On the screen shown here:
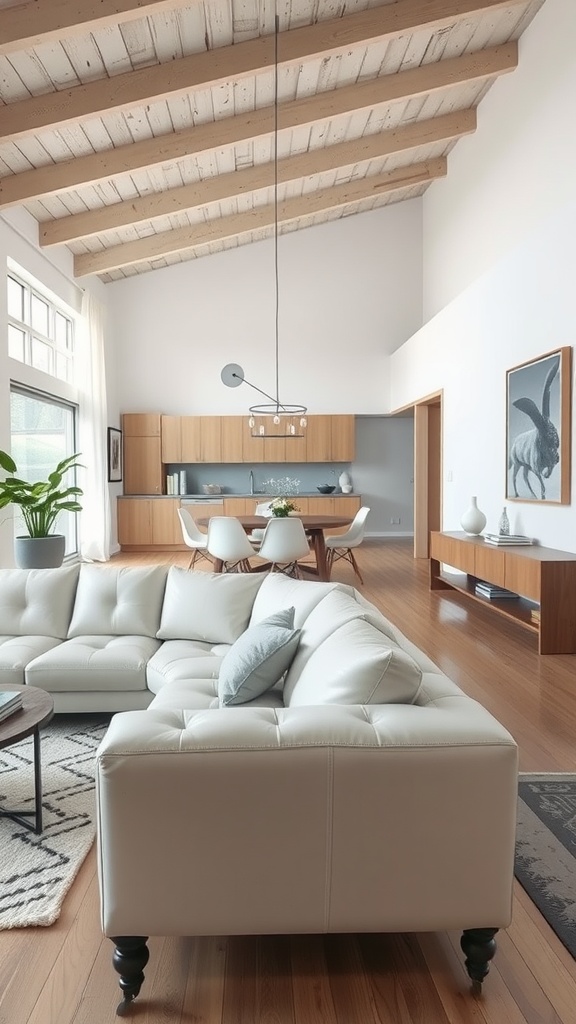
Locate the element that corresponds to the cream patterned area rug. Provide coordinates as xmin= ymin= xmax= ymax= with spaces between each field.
xmin=0 ymin=715 xmax=110 ymax=930
xmin=516 ymin=773 xmax=576 ymax=958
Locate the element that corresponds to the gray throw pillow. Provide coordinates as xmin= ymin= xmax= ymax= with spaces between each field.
xmin=218 ymin=607 xmax=300 ymax=706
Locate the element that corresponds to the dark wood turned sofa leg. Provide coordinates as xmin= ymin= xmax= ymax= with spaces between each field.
xmin=111 ymin=936 xmax=149 ymax=1016
xmin=460 ymin=927 xmax=498 ymax=993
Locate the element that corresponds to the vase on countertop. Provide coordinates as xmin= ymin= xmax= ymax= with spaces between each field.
xmin=460 ymin=496 xmax=487 ymax=536
xmin=338 ymin=470 xmax=352 ymax=492
xmin=499 ymin=506 xmax=510 ymax=536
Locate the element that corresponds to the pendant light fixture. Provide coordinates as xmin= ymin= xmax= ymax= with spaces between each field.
xmin=221 ymin=10 xmax=307 ymax=439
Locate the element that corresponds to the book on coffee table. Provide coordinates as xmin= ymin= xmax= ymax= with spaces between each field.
xmin=0 ymin=691 xmax=23 ymax=722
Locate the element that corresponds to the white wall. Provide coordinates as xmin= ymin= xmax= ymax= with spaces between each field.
xmin=108 ymin=200 xmax=423 ymax=416
xmin=0 ymin=208 xmax=110 ymax=567
xmin=422 ymin=0 xmax=576 ymax=320
xmin=391 ymin=0 xmax=576 ymax=552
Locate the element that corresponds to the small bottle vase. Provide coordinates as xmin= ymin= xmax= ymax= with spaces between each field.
xmin=460 ymin=497 xmax=487 ymax=536
xmin=499 ymin=506 xmax=510 ymax=536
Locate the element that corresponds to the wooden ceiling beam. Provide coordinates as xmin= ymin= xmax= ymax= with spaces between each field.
xmin=40 ymin=109 xmax=476 ymax=246
xmin=0 ymin=45 xmax=514 ymax=208
xmin=0 ymin=1 xmax=189 ymax=57
xmin=0 ymin=0 xmax=526 ymax=142
xmin=73 ymin=157 xmax=447 ymax=276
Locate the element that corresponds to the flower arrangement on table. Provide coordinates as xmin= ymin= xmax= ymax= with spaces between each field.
xmin=269 ymin=496 xmax=300 ymax=518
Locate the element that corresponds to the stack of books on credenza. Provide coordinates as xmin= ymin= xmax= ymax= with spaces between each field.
xmin=0 ymin=690 xmax=24 ymax=723
xmin=483 ymin=533 xmax=534 ymax=546
xmin=474 ymin=581 xmax=520 ymax=600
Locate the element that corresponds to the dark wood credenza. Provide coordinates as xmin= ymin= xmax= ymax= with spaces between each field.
xmin=429 ymin=531 xmax=576 ymax=655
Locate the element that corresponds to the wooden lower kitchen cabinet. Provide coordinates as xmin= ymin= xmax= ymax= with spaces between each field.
xmin=223 ymin=498 xmax=254 ymax=516
xmin=307 ymin=494 xmax=361 ymax=533
xmin=118 ymin=498 xmax=183 ymax=549
xmin=117 ymin=495 xmax=361 ymax=550
xmin=430 ymin=531 xmax=576 ymax=654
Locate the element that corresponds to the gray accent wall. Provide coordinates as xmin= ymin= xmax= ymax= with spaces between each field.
xmin=353 ymin=417 xmax=414 ymax=536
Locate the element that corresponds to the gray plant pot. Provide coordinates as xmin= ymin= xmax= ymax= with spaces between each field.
xmin=14 ymin=534 xmax=66 ymax=569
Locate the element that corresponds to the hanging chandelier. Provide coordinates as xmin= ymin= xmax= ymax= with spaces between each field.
xmin=221 ymin=10 xmax=307 ymax=439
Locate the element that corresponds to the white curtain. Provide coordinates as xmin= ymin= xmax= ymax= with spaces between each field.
xmin=78 ymin=292 xmax=111 ymax=561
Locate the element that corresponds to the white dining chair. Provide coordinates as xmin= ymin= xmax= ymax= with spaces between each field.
xmin=207 ymin=516 xmax=257 ymax=573
xmin=255 ymin=517 xmax=311 ymax=578
xmin=177 ymin=507 xmax=212 ymax=570
xmin=250 ymin=500 xmax=274 ymax=546
xmin=325 ymin=506 xmax=370 ymax=584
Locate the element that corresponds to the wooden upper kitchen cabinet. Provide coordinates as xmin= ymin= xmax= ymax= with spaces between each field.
xmin=161 ymin=416 xmax=181 ymax=462
xmin=220 ymin=417 xmax=245 ymax=462
xmin=330 ymin=415 xmax=355 ymax=460
xmin=123 ymin=414 xmax=161 ymax=437
xmin=305 ymin=415 xmax=355 ymax=462
xmin=122 ymin=413 xmax=163 ymax=494
xmin=132 ymin=413 xmax=356 ymax=477
xmin=163 ymin=416 xmax=222 ymax=462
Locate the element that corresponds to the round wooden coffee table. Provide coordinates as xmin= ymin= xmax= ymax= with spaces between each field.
xmin=0 ymin=684 xmax=54 ymax=834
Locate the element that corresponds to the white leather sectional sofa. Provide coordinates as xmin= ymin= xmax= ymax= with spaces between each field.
xmin=0 ymin=563 xmax=518 ymax=1012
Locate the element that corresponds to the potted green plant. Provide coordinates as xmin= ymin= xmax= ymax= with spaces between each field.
xmin=0 ymin=450 xmax=83 ymax=568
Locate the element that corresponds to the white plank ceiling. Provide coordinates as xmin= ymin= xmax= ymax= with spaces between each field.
xmin=0 ymin=0 xmax=546 ymax=282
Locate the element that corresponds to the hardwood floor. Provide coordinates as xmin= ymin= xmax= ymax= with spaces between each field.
xmin=2 ymin=539 xmax=576 ymax=1024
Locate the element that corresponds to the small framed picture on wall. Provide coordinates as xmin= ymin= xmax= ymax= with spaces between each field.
xmin=107 ymin=427 xmax=123 ymax=483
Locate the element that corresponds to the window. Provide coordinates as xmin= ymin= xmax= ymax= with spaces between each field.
xmin=10 ymin=388 xmax=79 ymax=557
xmin=7 ymin=273 xmax=75 ymax=383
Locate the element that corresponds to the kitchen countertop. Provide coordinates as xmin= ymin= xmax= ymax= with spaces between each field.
xmin=181 ymin=491 xmax=359 ymax=499
xmin=120 ymin=492 xmax=359 ymax=499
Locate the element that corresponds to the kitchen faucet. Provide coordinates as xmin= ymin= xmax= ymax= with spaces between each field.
xmin=249 ymin=469 xmax=254 ymax=495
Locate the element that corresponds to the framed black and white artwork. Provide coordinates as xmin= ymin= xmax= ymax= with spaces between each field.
xmin=107 ymin=427 xmax=123 ymax=483
xmin=506 ymin=347 xmax=571 ymax=504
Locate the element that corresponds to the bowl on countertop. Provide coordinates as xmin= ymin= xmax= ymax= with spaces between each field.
xmin=317 ymin=485 xmax=336 ymax=494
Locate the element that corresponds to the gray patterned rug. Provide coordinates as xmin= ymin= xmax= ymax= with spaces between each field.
xmin=0 ymin=715 xmax=110 ymax=929
xmin=516 ymin=773 xmax=576 ymax=958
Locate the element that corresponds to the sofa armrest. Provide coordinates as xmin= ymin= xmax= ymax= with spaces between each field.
xmin=96 ymin=704 xmax=517 ymax=939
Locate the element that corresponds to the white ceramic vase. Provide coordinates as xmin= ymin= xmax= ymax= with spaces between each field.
xmin=460 ymin=497 xmax=487 ymax=536
xmin=339 ymin=470 xmax=352 ymax=491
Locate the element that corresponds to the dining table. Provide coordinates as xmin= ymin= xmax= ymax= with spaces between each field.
xmin=198 ymin=513 xmax=352 ymax=582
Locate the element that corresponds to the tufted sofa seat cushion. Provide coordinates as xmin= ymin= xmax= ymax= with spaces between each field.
xmin=0 ymin=635 xmax=64 ymax=685
xmin=146 ymin=639 xmax=229 ymax=694
xmin=26 ymin=634 xmax=161 ymax=692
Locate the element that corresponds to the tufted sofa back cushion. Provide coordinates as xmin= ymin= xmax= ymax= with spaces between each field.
xmin=250 ymin=573 xmax=337 ymax=628
xmin=157 ymin=568 xmax=265 ymax=645
xmin=67 ymin=565 xmax=168 ymax=637
xmin=282 ymin=587 xmax=366 ymax=704
xmin=285 ymin=618 xmax=423 ymax=707
xmin=0 ymin=565 xmax=80 ymax=639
